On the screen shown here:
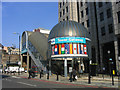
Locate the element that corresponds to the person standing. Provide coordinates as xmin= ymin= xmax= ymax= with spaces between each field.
xmin=72 ymin=69 xmax=76 ymax=81
xmin=28 ymin=68 xmax=32 ymax=79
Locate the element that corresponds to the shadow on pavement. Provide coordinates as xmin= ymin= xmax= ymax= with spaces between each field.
xmin=1 ymin=75 xmax=10 ymax=78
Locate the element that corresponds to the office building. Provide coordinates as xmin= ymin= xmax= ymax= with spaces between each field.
xmin=58 ymin=1 xmax=120 ymax=74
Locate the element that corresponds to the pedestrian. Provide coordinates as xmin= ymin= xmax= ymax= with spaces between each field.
xmin=28 ymin=68 xmax=32 ymax=79
xmin=72 ymin=69 xmax=77 ymax=81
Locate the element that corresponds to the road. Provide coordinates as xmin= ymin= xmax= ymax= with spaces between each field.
xmin=2 ymin=74 xmax=94 ymax=89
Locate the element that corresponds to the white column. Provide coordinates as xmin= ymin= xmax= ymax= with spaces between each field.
xmin=64 ymin=58 xmax=67 ymax=77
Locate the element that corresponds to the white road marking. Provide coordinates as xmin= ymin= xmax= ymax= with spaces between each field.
xmin=12 ymin=76 xmax=20 ymax=78
xmin=17 ymin=82 xmax=37 ymax=87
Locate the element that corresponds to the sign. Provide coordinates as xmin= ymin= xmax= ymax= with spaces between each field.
xmin=69 ymin=67 xmax=72 ymax=73
xmin=51 ymin=37 xmax=86 ymax=45
xmin=113 ymin=70 xmax=115 ymax=75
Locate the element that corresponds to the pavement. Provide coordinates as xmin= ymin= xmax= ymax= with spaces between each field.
xmin=3 ymin=72 xmax=119 ymax=89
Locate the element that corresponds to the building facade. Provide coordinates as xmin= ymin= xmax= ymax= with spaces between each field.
xmin=58 ymin=1 xmax=120 ymax=74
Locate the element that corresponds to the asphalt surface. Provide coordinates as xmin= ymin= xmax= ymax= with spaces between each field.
xmin=2 ymin=75 xmax=93 ymax=88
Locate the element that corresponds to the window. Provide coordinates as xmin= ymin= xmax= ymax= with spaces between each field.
xmin=100 ymin=12 xmax=104 ymax=21
xmin=66 ymin=16 xmax=68 ymax=20
xmin=99 ymin=2 xmax=103 ymax=8
xmin=60 ymin=12 xmax=61 ymax=17
xmin=63 ymin=19 xmax=65 ymax=21
xmin=107 ymin=8 xmax=112 ymax=18
xmin=63 ymin=1 xmax=65 ymax=6
xmin=66 ymin=6 xmax=68 ymax=13
xmin=63 ymin=9 xmax=65 ymax=15
xmin=81 ymin=2 xmax=83 ymax=7
xmin=87 ymin=20 xmax=89 ymax=27
xmin=117 ymin=11 xmax=120 ymax=23
xmin=81 ymin=11 xmax=84 ymax=18
xmin=82 ymin=22 xmax=84 ymax=26
xmin=101 ymin=26 xmax=105 ymax=36
xmin=86 ymin=7 xmax=88 ymax=15
xmin=106 ymin=2 xmax=109 ymax=4
xmin=60 ymin=3 xmax=61 ymax=8
xmin=116 ymin=1 xmax=120 ymax=4
xmin=108 ymin=24 xmax=113 ymax=33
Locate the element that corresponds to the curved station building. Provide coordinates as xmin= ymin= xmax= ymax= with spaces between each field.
xmin=21 ymin=21 xmax=91 ymax=76
xmin=48 ymin=21 xmax=91 ymax=76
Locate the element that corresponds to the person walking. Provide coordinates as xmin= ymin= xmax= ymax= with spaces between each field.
xmin=72 ymin=69 xmax=77 ymax=81
xmin=28 ymin=68 xmax=32 ymax=79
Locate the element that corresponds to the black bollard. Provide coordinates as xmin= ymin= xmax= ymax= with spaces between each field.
xmin=70 ymin=72 xmax=72 ymax=82
xmin=47 ymin=73 xmax=49 ymax=80
xmin=40 ymin=72 xmax=42 ymax=79
xmin=56 ymin=72 xmax=59 ymax=81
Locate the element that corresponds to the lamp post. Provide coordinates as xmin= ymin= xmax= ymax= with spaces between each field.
xmin=13 ymin=32 xmax=20 ymax=62
xmin=108 ymin=50 xmax=114 ymax=85
xmin=118 ymin=56 xmax=120 ymax=80
xmin=107 ymin=50 xmax=111 ymax=75
xmin=88 ymin=59 xmax=92 ymax=84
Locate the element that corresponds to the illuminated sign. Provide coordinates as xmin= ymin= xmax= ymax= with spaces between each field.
xmin=51 ymin=37 xmax=86 ymax=45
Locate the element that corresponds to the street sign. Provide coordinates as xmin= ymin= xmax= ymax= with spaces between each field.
xmin=113 ymin=70 xmax=115 ymax=75
xmin=69 ymin=67 xmax=72 ymax=73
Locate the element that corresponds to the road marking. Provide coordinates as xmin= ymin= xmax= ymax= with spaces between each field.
xmin=17 ymin=82 xmax=36 ymax=87
xmin=12 ymin=76 xmax=20 ymax=78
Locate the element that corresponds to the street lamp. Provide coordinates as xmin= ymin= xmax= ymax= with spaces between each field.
xmin=13 ymin=32 xmax=20 ymax=64
xmin=108 ymin=50 xmax=114 ymax=85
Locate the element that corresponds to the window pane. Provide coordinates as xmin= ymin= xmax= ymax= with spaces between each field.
xmin=100 ymin=12 xmax=104 ymax=21
xmin=99 ymin=2 xmax=103 ymax=8
xmin=108 ymin=24 xmax=113 ymax=33
xmin=117 ymin=11 xmax=120 ymax=23
xmin=101 ymin=26 xmax=105 ymax=36
xmin=107 ymin=8 xmax=112 ymax=18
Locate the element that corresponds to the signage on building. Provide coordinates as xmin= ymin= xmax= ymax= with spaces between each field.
xmin=50 ymin=37 xmax=88 ymax=58
xmin=51 ymin=37 xmax=86 ymax=45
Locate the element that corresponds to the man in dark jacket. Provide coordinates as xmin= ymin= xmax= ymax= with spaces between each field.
xmin=28 ymin=68 xmax=32 ymax=79
xmin=72 ymin=69 xmax=76 ymax=81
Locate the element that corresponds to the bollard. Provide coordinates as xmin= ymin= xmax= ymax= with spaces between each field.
xmin=47 ymin=73 xmax=49 ymax=80
xmin=40 ymin=72 xmax=42 ymax=79
xmin=56 ymin=72 xmax=59 ymax=81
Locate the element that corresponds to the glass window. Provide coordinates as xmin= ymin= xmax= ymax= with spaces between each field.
xmin=87 ymin=20 xmax=89 ymax=27
xmin=108 ymin=24 xmax=113 ymax=33
xmin=86 ymin=7 xmax=88 ymax=15
xmin=60 ymin=12 xmax=61 ymax=17
xmin=63 ymin=9 xmax=65 ymax=15
xmin=66 ymin=16 xmax=68 ymax=20
xmin=66 ymin=6 xmax=68 ymax=13
xmin=101 ymin=26 xmax=105 ymax=36
xmin=63 ymin=1 xmax=65 ymax=6
xmin=60 ymin=2 xmax=61 ymax=8
xmin=81 ymin=11 xmax=84 ymax=18
xmin=81 ymin=2 xmax=83 ymax=7
xmin=117 ymin=11 xmax=120 ymax=23
xmin=100 ymin=12 xmax=104 ymax=21
xmin=82 ymin=22 xmax=84 ymax=26
xmin=99 ymin=2 xmax=103 ymax=8
xmin=107 ymin=8 xmax=112 ymax=18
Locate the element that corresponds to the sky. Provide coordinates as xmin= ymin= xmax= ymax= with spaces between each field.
xmin=2 ymin=2 xmax=58 ymax=48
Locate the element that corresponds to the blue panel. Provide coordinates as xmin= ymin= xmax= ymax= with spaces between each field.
xmin=65 ymin=44 xmax=69 ymax=54
xmin=55 ymin=37 xmax=86 ymax=44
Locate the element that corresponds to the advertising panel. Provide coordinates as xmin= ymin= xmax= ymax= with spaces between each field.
xmin=50 ymin=37 xmax=88 ymax=57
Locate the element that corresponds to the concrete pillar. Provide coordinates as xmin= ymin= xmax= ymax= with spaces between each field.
xmin=64 ymin=58 xmax=67 ymax=77
xmin=49 ymin=60 xmax=51 ymax=76
xmin=21 ymin=55 xmax=23 ymax=67
xmin=27 ymin=53 xmax=29 ymax=73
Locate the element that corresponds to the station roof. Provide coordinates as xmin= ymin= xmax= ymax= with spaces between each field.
xmin=48 ymin=20 xmax=90 ymax=40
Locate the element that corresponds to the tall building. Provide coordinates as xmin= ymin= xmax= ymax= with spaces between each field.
xmin=58 ymin=0 xmax=120 ymax=74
